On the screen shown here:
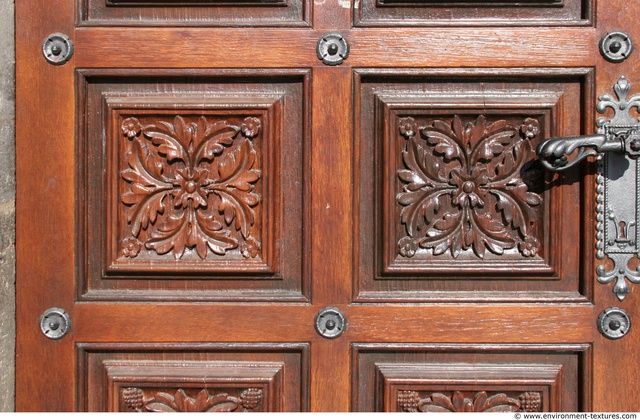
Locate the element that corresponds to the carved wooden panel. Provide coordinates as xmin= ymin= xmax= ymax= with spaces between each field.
xmin=352 ymin=343 xmax=590 ymax=411
xmin=378 ymin=363 xmax=562 ymax=412
xmin=395 ymin=390 xmax=543 ymax=412
xmin=105 ymin=361 xmax=281 ymax=412
xmin=78 ymin=343 xmax=309 ymax=411
xmin=354 ymin=69 xmax=594 ymax=302
xmin=112 ymin=111 xmax=267 ymax=270
xmin=78 ymin=70 xmax=309 ymax=301
xmin=78 ymin=0 xmax=309 ymax=27
xmin=355 ymin=0 xmax=590 ymax=26
xmin=120 ymin=387 xmax=265 ymax=412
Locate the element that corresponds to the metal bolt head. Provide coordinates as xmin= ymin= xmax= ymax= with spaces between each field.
xmin=314 ymin=307 xmax=346 ymax=339
xmin=40 ymin=307 xmax=71 ymax=340
xmin=610 ymin=41 xmax=622 ymax=53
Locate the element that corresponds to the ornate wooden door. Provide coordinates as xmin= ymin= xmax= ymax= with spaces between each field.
xmin=15 ymin=0 xmax=640 ymax=411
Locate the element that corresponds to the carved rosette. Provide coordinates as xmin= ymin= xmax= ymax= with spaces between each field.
xmin=396 ymin=115 xmax=543 ymax=259
xmin=121 ymin=387 xmax=264 ymax=412
xmin=118 ymin=115 xmax=262 ymax=261
xmin=397 ymin=390 xmax=542 ymax=412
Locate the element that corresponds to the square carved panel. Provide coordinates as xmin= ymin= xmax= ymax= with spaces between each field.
xmin=78 ymin=343 xmax=309 ymax=411
xmin=78 ymin=70 xmax=309 ymax=302
xmin=108 ymin=104 xmax=273 ymax=274
xmin=352 ymin=343 xmax=591 ymax=412
xmin=354 ymin=69 xmax=595 ymax=302
xmin=354 ymin=0 xmax=590 ymax=26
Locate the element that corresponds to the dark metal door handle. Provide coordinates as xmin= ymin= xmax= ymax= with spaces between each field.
xmin=537 ymin=76 xmax=640 ymax=171
xmin=537 ymin=76 xmax=640 ymax=303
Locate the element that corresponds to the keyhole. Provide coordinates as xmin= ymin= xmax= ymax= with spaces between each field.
xmin=619 ymin=221 xmax=627 ymax=239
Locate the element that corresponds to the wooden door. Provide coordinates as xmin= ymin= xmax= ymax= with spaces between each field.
xmin=15 ymin=0 xmax=640 ymax=411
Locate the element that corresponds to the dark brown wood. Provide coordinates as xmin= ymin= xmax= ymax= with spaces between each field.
xmin=15 ymin=0 xmax=640 ymax=412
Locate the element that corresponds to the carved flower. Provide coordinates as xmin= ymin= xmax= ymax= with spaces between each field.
xmin=398 ymin=117 xmax=418 ymax=139
xmin=398 ymin=236 xmax=419 ymax=258
xmin=121 ymin=237 xmax=142 ymax=258
xmin=241 ymin=117 xmax=261 ymax=138
xmin=519 ymin=235 xmax=540 ymax=257
xmin=121 ymin=117 xmax=142 ymax=138
xmin=449 ymin=167 xmax=489 ymax=208
xmin=173 ymin=168 xmax=208 ymax=209
xmin=240 ymin=237 xmax=261 ymax=259
xmin=520 ymin=118 xmax=540 ymax=140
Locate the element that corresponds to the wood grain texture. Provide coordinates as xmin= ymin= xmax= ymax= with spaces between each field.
xmin=15 ymin=0 xmax=640 ymax=411
xmin=72 ymin=28 xmax=597 ymax=69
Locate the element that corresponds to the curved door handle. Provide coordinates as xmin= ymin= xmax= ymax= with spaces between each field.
xmin=537 ymin=76 xmax=640 ymax=171
xmin=537 ymin=133 xmax=616 ymax=171
xmin=536 ymin=76 xmax=640 ymax=302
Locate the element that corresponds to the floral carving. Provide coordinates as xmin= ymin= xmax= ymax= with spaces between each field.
xmin=396 ymin=115 xmax=543 ymax=259
xmin=121 ymin=387 xmax=263 ymax=412
xmin=119 ymin=115 xmax=262 ymax=260
xmin=397 ymin=390 xmax=542 ymax=412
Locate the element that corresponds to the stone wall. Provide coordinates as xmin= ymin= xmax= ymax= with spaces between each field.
xmin=0 ymin=0 xmax=15 ymax=411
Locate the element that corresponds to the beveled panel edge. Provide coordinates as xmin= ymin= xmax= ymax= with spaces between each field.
xmin=76 ymin=342 xmax=311 ymax=412
xmin=104 ymin=360 xmax=284 ymax=411
xmin=350 ymin=342 xmax=592 ymax=412
xmin=351 ymin=67 xmax=596 ymax=304
xmin=354 ymin=0 xmax=592 ymax=28
xmin=376 ymin=94 xmax=560 ymax=277
xmin=376 ymin=362 xmax=563 ymax=412
xmin=76 ymin=0 xmax=311 ymax=27
xmin=75 ymin=68 xmax=312 ymax=303
xmin=104 ymin=97 xmax=280 ymax=275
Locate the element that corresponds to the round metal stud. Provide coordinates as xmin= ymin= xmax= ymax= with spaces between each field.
xmin=315 ymin=307 xmax=346 ymax=339
xmin=600 ymin=31 xmax=633 ymax=63
xmin=316 ymin=33 xmax=349 ymax=66
xmin=42 ymin=33 xmax=74 ymax=65
xmin=598 ymin=307 xmax=631 ymax=340
xmin=40 ymin=307 xmax=71 ymax=340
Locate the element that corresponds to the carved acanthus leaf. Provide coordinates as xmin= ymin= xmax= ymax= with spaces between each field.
xmin=121 ymin=387 xmax=263 ymax=412
xmin=397 ymin=390 xmax=543 ymax=413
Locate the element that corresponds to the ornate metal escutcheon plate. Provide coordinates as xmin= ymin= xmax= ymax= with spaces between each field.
xmin=594 ymin=77 xmax=640 ymax=301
